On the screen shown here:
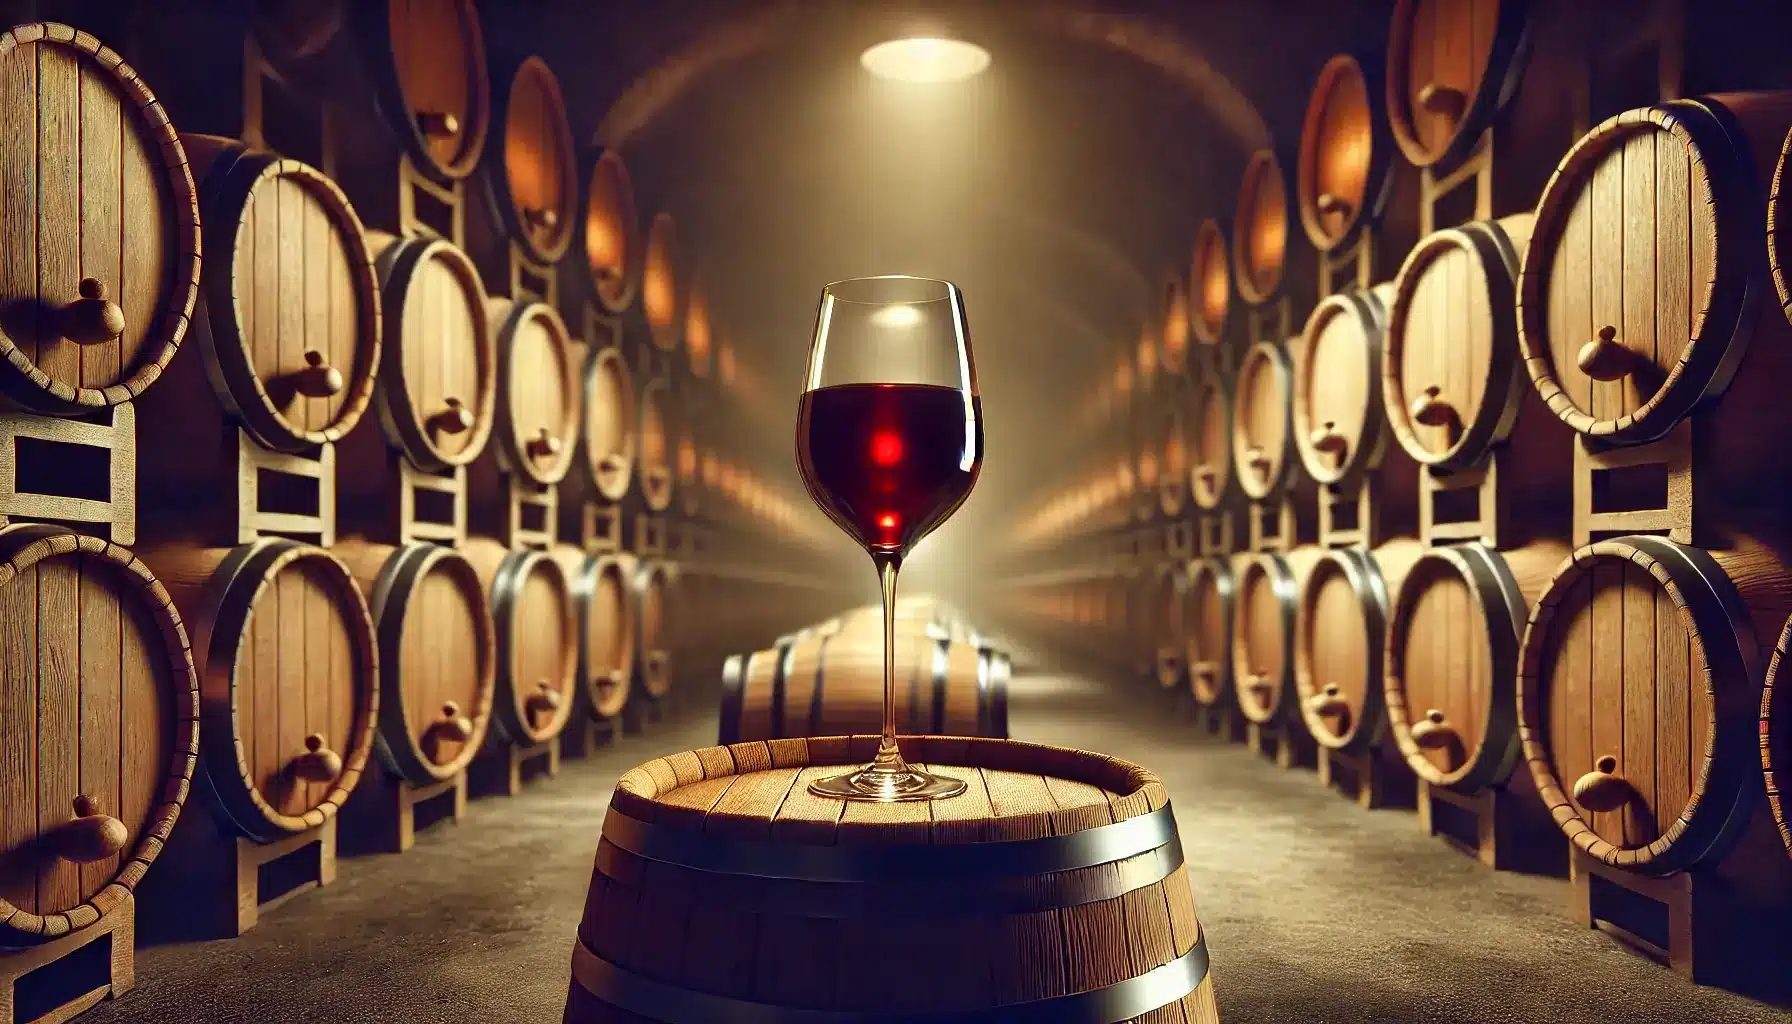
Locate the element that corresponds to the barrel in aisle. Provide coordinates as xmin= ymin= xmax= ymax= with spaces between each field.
xmin=565 ymin=737 xmax=1219 ymax=1022
xmin=582 ymin=151 xmax=640 ymax=313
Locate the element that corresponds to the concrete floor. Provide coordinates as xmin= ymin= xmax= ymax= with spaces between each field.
xmin=71 ymin=655 xmax=1791 ymax=1023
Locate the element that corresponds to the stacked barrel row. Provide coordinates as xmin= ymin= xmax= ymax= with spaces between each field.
xmin=997 ymin=0 xmax=1792 ymax=996
xmin=0 ymin=10 xmax=841 ymax=1018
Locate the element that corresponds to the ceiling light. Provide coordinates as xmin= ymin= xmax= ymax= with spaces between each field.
xmin=861 ymin=37 xmax=991 ymax=83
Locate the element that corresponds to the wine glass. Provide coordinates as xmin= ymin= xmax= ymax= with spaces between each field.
xmin=797 ymin=276 xmax=982 ymax=801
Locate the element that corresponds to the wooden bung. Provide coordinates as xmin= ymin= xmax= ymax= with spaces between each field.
xmin=567 ymin=737 xmax=1219 ymax=1022
xmin=137 ymin=136 xmax=381 ymax=472
xmin=717 ymin=616 xmax=1010 ymax=745
xmin=1384 ymin=539 xmax=1567 ymax=794
xmin=1517 ymin=94 xmax=1792 ymax=504
xmin=331 ymin=538 xmax=497 ymax=784
xmin=1518 ymin=535 xmax=1792 ymax=881
xmin=0 ymin=23 xmax=200 ymax=415
xmin=138 ymin=538 xmax=379 ymax=842
xmin=1231 ymin=547 xmax=1323 ymax=726
xmin=460 ymin=537 xmax=578 ymax=749
xmin=0 ymin=524 xmax=200 ymax=945
xmin=486 ymin=56 xmax=576 ymax=264
xmin=1190 ymin=218 xmax=1231 ymax=346
xmin=1294 ymin=539 xmax=1425 ymax=756
xmin=583 ymin=150 xmax=640 ymax=313
xmin=338 ymin=231 xmax=497 ymax=483
xmin=1184 ymin=556 xmax=1236 ymax=709
xmin=642 ymin=212 xmax=684 ymax=353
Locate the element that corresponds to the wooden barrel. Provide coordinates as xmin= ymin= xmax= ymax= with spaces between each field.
xmin=1386 ymin=0 xmax=1532 ymax=170
xmin=638 ymin=377 xmax=676 ymax=512
xmin=1293 ymin=539 xmax=1423 ymax=754
xmin=142 ymin=539 xmax=378 ymax=842
xmin=488 ymin=297 xmax=580 ymax=486
xmin=352 ymin=0 xmax=490 ymax=181
xmin=1766 ymin=612 xmax=1792 ymax=856
xmin=461 ymin=537 xmax=576 ymax=748
xmin=635 ymin=559 xmax=672 ymax=701
xmin=179 ymin=136 xmax=382 ymax=450
xmin=1158 ymin=400 xmax=1191 ymax=518
xmin=333 ymin=539 xmax=497 ymax=784
xmin=567 ymin=737 xmax=1218 ymax=1022
xmin=1384 ymin=540 xmax=1564 ymax=791
xmin=0 ymin=24 xmax=200 ymax=415
xmin=1517 ymin=536 xmax=1792 ymax=876
xmin=1154 ymin=562 xmax=1188 ymax=690
xmin=1190 ymin=218 xmax=1231 ymax=347
xmin=486 ymin=55 xmax=576 ymax=265
xmin=0 ymin=525 xmax=199 ymax=946
xmin=368 ymin=233 xmax=498 ymax=469
xmin=1232 ymin=548 xmax=1322 ymax=725
xmin=1161 ymin=275 xmax=1190 ymax=376
xmin=1185 ymin=556 xmax=1235 ymax=708
xmin=562 ymin=548 xmax=637 ymax=724
xmin=1517 ymin=96 xmax=1792 ymax=479
xmin=1188 ymin=364 xmax=1234 ymax=511
xmin=584 ymin=150 xmax=640 ymax=313
xmin=1231 ymin=341 xmax=1304 ymax=502
xmin=578 ymin=345 xmax=636 ymax=503
xmin=676 ymin=414 xmax=703 ymax=519
xmin=642 ymin=212 xmax=683 ymax=353
xmin=1296 ymin=54 xmax=1398 ymax=252
xmin=1292 ymin=283 xmax=1409 ymax=490
xmin=1231 ymin=149 xmax=1288 ymax=306
xmin=1386 ymin=215 xmax=1565 ymax=474
xmin=685 ymin=276 xmax=714 ymax=379
xmin=717 ymin=623 xmax=1009 ymax=744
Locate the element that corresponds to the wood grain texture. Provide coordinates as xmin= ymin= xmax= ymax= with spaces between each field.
xmin=585 ymin=151 xmax=640 ymax=312
xmin=1232 ymin=149 xmax=1286 ymax=304
xmin=499 ymin=57 xmax=575 ymax=263
xmin=1189 ymin=219 xmax=1230 ymax=345
xmin=571 ymin=738 xmax=1211 ymax=1020
xmin=0 ymin=526 xmax=197 ymax=943
xmin=385 ymin=0 xmax=487 ymax=179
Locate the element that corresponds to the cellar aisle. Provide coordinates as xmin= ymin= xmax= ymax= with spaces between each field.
xmin=82 ymin=664 xmax=1785 ymax=1024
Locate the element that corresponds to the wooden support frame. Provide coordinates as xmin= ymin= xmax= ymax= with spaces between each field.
xmin=1195 ymin=703 xmax=1247 ymax=743
xmin=1419 ymin=448 xmax=1511 ymax=548
xmin=1246 ymin=495 xmax=1296 ymax=553
xmin=0 ymin=896 xmax=134 ymax=1024
xmin=502 ymin=476 xmax=557 ymax=551
xmin=1244 ymin=296 xmax=1292 ymax=350
xmin=1164 ymin=520 xmax=1193 ymax=559
xmin=1317 ymin=747 xmax=1416 ymax=811
xmin=1418 ymin=780 xmax=1567 ymax=875
xmin=1195 ymin=510 xmax=1236 ymax=556
xmin=239 ymin=33 xmax=334 ymax=176
xmin=576 ymin=501 xmax=623 ymax=554
xmin=1569 ymin=848 xmax=1716 ymax=985
xmin=1318 ymin=477 xmax=1378 ymax=549
xmin=470 ymin=738 xmax=561 ymax=798
xmin=342 ymin=770 xmax=467 ymax=856
xmin=1572 ymin=422 xmax=1696 ymax=547
xmin=1316 ymin=226 xmax=1376 ymax=300
xmin=559 ymin=715 xmax=616 ymax=761
xmin=508 ymin=245 xmax=558 ymax=307
xmin=0 ymin=405 xmax=136 ymax=545
xmin=234 ymin=429 xmax=336 ymax=546
xmin=632 ymin=512 xmax=666 ymax=556
xmin=395 ymin=460 xmax=469 ymax=547
xmin=1245 ymin=720 xmax=1315 ymax=770
xmin=1419 ymin=130 xmax=1495 ymax=237
xmin=228 ymin=820 xmax=337 ymax=936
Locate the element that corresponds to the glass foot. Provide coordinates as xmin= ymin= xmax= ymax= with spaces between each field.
xmin=808 ymin=764 xmax=968 ymax=802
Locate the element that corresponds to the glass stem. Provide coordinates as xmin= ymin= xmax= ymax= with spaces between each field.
xmin=871 ymin=552 xmax=906 ymax=774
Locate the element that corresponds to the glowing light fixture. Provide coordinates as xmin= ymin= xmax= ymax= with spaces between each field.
xmin=861 ymin=36 xmax=990 ymax=83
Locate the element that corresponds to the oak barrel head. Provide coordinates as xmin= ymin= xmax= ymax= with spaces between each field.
xmin=1232 ymin=552 xmax=1300 ymax=725
xmin=585 ymin=150 xmax=640 ymax=314
xmin=368 ymin=543 xmax=497 ymax=784
xmin=192 ymin=540 xmax=378 ymax=842
xmin=581 ymin=345 xmax=637 ymax=503
xmin=0 ymin=525 xmax=199 ymax=946
xmin=1384 ymin=544 xmax=1526 ymax=791
xmin=637 ymin=377 xmax=676 ymax=512
xmin=1294 ymin=548 xmax=1390 ymax=753
xmin=1232 ymin=149 xmax=1288 ymax=305
xmin=491 ymin=299 xmax=580 ymax=486
xmin=1296 ymin=54 xmax=1395 ymax=252
xmin=684 ymin=276 xmax=714 ymax=379
xmin=190 ymin=143 xmax=382 ymax=451
xmin=1161 ymin=274 xmax=1190 ymax=376
xmin=1189 ymin=218 xmax=1231 ymax=346
xmin=486 ymin=55 xmax=577 ymax=264
xmin=573 ymin=552 xmax=636 ymax=723
xmin=1155 ymin=562 xmax=1188 ymax=690
xmin=1518 ymin=538 xmax=1760 ymax=876
xmin=570 ymin=738 xmax=1216 ymax=1021
xmin=1517 ymin=99 xmax=1765 ymax=444
xmin=1159 ymin=403 xmax=1191 ymax=517
xmin=1293 ymin=286 xmax=1390 ymax=486
xmin=1386 ymin=0 xmax=1532 ymax=169
xmin=1188 ymin=365 xmax=1234 ymax=511
xmin=372 ymin=235 xmax=497 ymax=470
xmin=0 ymin=24 xmax=200 ymax=415
xmin=634 ymin=560 xmax=672 ymax=701
xmin=1185 ymin=556 xmax=1235 ymax=708
xmin=486 ymin=547 xmax=577 ymax=747
xmin=358 ymin=0 xmax=490 ymax=181
xmin=1231 ymin=341 xmax=1297 ymax=502
xmin=642 ymin=212 xmax=683 ymax=353
xmin=1385 ymin=216 xmax=1528 ymax=470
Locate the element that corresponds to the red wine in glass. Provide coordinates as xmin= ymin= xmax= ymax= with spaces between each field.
xmin=797 ymin=383 xmax=982 ymax=554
